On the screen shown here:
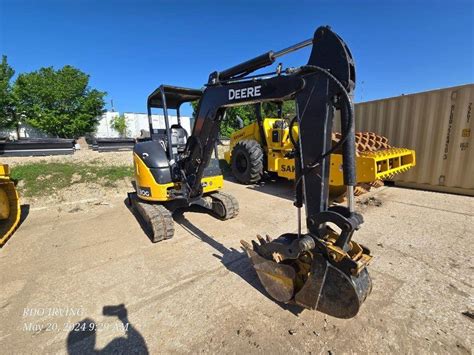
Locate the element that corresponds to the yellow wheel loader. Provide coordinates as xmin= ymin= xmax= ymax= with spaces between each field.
xmin=224 ymin=112 xmax=416 ymax=199
xmin=129 ymin=25 xmax=402 ymax=318
xmin=0 ymin=164 xmax=21 ymax=247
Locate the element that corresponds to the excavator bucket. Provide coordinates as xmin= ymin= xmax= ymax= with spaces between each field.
xmin=242 ymin=234 xmax=372 ymax=319
xmin=0 ymin=165 xmax=21 ymax=247
xmin=293 ymin=253 xmax=372 ymax=318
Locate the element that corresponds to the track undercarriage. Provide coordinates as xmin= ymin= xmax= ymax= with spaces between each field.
xmin=129 ymin=191 xmax=239 ymax=242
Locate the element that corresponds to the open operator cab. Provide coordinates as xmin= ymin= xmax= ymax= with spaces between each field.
xmin=133 ymin=85 xmax=223 ymax=202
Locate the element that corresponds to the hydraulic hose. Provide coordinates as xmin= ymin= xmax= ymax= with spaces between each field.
xmin=290 ymin=65 xmax=356 ymax=188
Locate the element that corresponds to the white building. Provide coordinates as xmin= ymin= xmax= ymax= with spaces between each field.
xmin=0 ymin=111 xmax=193 ymax=140
xmin=94 ymin=111 xmax=193 ymax=138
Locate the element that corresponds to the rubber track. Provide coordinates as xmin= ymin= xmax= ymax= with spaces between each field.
xmin=209 ymin=191 xmax=240 ymax=220
xmin=131 ymin=195 xmax=174 ymax=242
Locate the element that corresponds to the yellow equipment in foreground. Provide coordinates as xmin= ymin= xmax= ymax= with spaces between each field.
xmin=224 ymin=117 xmax=416 ymax=197
xmin=0 ymin=164 xmax=21 ymax=247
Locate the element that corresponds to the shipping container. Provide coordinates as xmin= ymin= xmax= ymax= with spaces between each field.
xmin=352 ymin=84 xmax=473 ymax=196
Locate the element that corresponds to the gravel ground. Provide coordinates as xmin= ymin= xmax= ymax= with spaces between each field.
xmin=0 ymin=179 xmax=472 ymax=354
xmin=2 ymin=149 xmax=134 ymax=168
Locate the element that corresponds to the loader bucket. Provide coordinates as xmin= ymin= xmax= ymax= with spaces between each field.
xmin=0 ymin=167 xmax=21 ymax=247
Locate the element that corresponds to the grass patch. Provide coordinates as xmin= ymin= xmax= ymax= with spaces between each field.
xmin=11 ymin=162 xmax=134 ymax=197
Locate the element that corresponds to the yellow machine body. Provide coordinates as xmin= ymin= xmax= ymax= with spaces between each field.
xmin=0 ymin=164 xmax=21 ymax=247
xmin=224 ymin=118 xmax=416 ymax=188
xmin=133 ymin=153 xmax=223 ymax=202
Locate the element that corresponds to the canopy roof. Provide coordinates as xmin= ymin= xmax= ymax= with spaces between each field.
xmin=147 ymin=85 xmax=202 ymax=110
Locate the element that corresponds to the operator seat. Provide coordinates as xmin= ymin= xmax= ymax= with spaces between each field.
xmin=170 ymin=124 xmax=188 ymax=154
xmin=152 ymin=129 xmax=169 ymax=152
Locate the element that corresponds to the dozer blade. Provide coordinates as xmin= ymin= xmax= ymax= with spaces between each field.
xmin=0 ymin=167 xmax=21 ymax=247
xmin=242 ymin=235 xmax=372 ymax=318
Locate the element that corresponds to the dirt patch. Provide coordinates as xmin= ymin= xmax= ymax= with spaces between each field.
xmin=10 ymin=155 xmax=134 ymax=207
xmin=70 ymin=173 xmax=82 ymax=183
xmin=24 ymin=178 xmax=133 ymax=208
xmin=2 ymin=141 xmax=229 ymax=168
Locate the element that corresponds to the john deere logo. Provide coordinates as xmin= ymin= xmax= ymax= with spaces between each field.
xmin=228 ymin=85 xmax=262 ymax=100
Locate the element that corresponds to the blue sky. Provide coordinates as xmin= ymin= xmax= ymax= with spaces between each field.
xmin=1 ymin=0 xmax=473 ymax=115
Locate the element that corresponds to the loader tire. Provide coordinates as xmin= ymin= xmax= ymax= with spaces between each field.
xmin=231 ymin=140 xmax=263 ymax=184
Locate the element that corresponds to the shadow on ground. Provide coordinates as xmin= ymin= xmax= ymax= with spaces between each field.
xmin=244 ymin=178 xmax=294 ymax=201
xmin=122 ymin=170 xmax=302 ymax=314
xmin=219 ymin=158 xmax=294 ymax=201
xmin=66 ymin=304 xmax=148 ymax=354
xmin=19 ymin=204 xmax=30 ymax=226
xmin=173 ymin=212 xmax=304 ymax=316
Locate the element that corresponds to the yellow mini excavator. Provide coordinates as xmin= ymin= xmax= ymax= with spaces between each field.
xmin=130 ymin=25 xmax=384 ymax=318
xmin=0 ymin=164 xmax=21 ymax=247
xmin=224 ymin=110 xmax=416 ymax=199
xmin=129 ymin=86 xmax=239 ymax=242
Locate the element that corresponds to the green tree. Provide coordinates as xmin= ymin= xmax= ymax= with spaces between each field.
xmin=110 ymin=114 xmax=128 ymax=137
xmin=13 ymin=65 xmax=106 ymax=138
xmin=0 ymin=55 xmax=18 ymax=131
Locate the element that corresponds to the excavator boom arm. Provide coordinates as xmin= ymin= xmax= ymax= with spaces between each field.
xmin=184 ymin=26 xmax=356 ymax=209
